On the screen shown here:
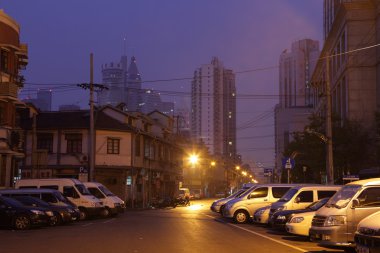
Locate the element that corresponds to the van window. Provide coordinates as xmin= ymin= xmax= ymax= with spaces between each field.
xmin=317 ymin=190 xmax=337 ymax=199
xmin=297 ymin=191 xmax=313 ymax=202
xmin=88 ymin=187 xmax=105 ymax=199
xmin=41 ymin=185 xmax=59 ymax=190
xmin=41 ymin=193 xmax=57 ymax=203
xmin=272 ymin=187 xmax=291 ymax=198
xmin=356 ymin=187 xmax=380 ymax=207
xmin=63 ymin=186 xmax=79 ymax=199
xmin=19 ymin=186 xmax=37 ymax=189
xmin=250 ymin=187 xmax=268 ymax=199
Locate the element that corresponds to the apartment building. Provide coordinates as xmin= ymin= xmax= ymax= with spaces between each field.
xmin=0 ymin=10 xmax=28 ymax=188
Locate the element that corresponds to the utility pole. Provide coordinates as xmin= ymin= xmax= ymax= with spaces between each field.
xmin=325 ymin=54 xmax=334 ymax=185
xmin=89 ymin=53 xmax=94 ymax=182
xmin=77 ymin=54 xmax=108 ymax=182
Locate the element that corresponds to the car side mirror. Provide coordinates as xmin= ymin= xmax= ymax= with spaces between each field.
xmin=352 ymin=199 xmax=359 ymax=208
xmin=294 ymin=197 xmax=300 ymax=203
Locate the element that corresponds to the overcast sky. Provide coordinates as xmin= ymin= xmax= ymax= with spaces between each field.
xmin=2 ymin=0 xmax=323 ymax=168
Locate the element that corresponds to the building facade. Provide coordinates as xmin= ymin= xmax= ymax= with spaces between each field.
xmin=311 ymin=0 xmax=378 ymax=129
xmin=190 ymin=57 xmax=237 ymax=192
xmin=191 ymin=57 xmax=236 ymax=158
xmin=274 ymin=39 xmax=320 ymax=181
xmin=0 ymin=10 xmax=28 ymax=188
xmin=20 ymin=106 xmax=184 ymax=207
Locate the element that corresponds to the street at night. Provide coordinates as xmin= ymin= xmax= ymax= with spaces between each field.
xmin=1 ymin=199 xmax=343 ymax=253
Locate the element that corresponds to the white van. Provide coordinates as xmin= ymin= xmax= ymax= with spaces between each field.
xmin=83 ymin=182 xmax=125 ymax=216
xmin=269 ymin=185 xmax=341 ymax=219
xmin=15 ymin=178 xmax=105 ymax=220
xmin=222 ymin=184 xmax=296 ymax=223
xmin=309 ymin=178 xmax=380 ymax=251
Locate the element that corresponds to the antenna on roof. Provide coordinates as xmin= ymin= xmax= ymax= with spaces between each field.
xmin=123 ymin=36 xmax=127 ymax=56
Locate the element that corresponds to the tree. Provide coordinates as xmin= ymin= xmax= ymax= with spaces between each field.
xmin=283 ymin=114 xmax=374 ymax=184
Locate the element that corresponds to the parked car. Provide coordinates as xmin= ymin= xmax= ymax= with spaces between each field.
xmin=309 ymin=178 xmax=380 ymax=251
xmin=0 ymin=188 xmax=81 ymax=222
xmin=10 ymin=195 xmax=76 ymax=226
xmin=83 ymin=182 xmax=125 ymax=216
xmin=0 ymin=196 xmax=54 ymax=230
xmin=211 ymin=187 xmax=251 ymax=214
xmin=269 ymin=185 xmax=341 ymax=220
xmin=271 ymin=197 xmax=330 ymax=230
xmin=178 ymin=188 xmax=190 ymax=200
xmin=354 ymin=211 xmax=380 ymax=253
xmin=15 ymin=178 xmax=105 ymax=220
xmin=191 ymin=189 xmax=202 ymax=199
xmin=222 ymin=184 xmax=296 ymax=224
xmin=253 ymin=205 xmax=271 ymax=224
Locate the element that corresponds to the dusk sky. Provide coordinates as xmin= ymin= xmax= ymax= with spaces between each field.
xmin=2 ymin=0 xmax=323 ymax=169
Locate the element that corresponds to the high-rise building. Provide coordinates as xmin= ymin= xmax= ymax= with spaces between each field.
xmin=126 ymin=56 xmax=142 ymax=112
xmin=140 ymin=88 xmax=162 ymax=114
xmin=99 ymin=55 xmax=128 ymax=106
xmin=191 ymin=57 xmax=236 ymax=158
xmin=274 ymin=39 xmax=320 ymax=180
xmin=312 ymin=0 xmax=378 ymax=128
xmin=23 ymin=89 xmax=52 ymax=111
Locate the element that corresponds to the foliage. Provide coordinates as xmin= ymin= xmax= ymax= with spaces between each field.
xmin=283 ymin=114 xmax=375 ymax=184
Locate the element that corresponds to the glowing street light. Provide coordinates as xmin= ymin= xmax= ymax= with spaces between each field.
xmin=188 ymin=154 xmax=199 ymax=166
xmin=235 ymin=166 xmax=240 ymax=170
xmin=210 ymin=161 xmax=216 ymax=167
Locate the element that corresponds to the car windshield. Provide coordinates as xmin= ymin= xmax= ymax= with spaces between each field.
xmin=75 ymin=184 xmax=91 ymax=195
xmin=99 ymin=186 xmax=115 ymax=196
xmin=325 ymin=185 xmax=361 ymax=208
xmin=239 ymin=186 xmax=257 ymax=198
xmin=278 ymin=188 xmax=298 ymax=202
xmin=307 ymin=198 xmax=329 ymax=211
xmin=228 ymin=189 xmax=245 ymax=198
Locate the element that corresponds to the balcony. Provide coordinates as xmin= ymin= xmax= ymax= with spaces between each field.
xmin=0 ymin=82 xmax=18 ymax=98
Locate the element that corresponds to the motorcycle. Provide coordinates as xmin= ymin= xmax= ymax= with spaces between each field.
xmin=150 ymin=197 xmax=177 ymax=209
xmin=175 ymin=197 xmax=190 ymax=207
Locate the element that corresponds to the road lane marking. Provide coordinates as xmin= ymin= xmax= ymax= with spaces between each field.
xmin=205 ymin=214 xmax=307 ymax=252
xmin=102 ymin=218 xmax=116 ymax=224
xmin=81 ymin=223 xmax=93 ymax=227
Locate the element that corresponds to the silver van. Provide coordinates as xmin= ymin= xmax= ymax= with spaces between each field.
xmin=222 ymin=184 xmax=296 ymax=223
xmin=210 ymin=185 xmax=252 ymax=214
xmin=309 ymin=178 xmax=380 ymax=251
xmin=269 ymin=185 xmax=341 ymax=218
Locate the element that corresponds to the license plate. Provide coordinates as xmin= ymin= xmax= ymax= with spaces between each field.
xmin=356 ymin=245 xmax=369 ymax=253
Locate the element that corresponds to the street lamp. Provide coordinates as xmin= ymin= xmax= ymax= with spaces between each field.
xmin=188 ymin=154 xmax=199 ymax=167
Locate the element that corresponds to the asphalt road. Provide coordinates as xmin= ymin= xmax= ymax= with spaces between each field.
xmin=0 ymin=199 xmax=344 ymax=253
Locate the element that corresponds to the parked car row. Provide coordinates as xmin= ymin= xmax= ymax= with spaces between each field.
xmin=0 ymin=178 xmax=126 ymax=230
xmin=211 ymin=178 xmax=380 ymax=253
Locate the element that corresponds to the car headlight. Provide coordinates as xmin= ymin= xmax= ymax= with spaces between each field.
xmin=114 ymin=203 xmax=121 ymax=208
xmin=275 ymin=206 xmax=285 ymax=212
xmin=31 ymin=210 xmax=45 ymax=215
xmin=45 ymin=211 xmax=54 ymax=217
xmin=276 ymin=215 xmax=287 ymax=221
xmin=289 ymin=217 xmax=304 ymax=223
xmin=324 ymin=216 xmax=346 ymax=226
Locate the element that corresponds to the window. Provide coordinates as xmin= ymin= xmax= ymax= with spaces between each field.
xmin=40 ymin=185 xmax=59 ymax=190
xmin=296 ymin=191 xmax=313 ymax=203
xmin=37 ymin=133 xmax=53 ymax=153
xmin=272 ymin=187 xmax=291 ymax=198
xmin=63 ymin=186 xmax=79 ymax=199
xmin=356 ymin=188 xmax=380 ymax=207
xmin=41 ymin=193 xmax=57 ymax=203
xmin=1 ymin=49 xmax=9 ymax=73
xmin=135 ymin=135 xmax=141 ymax=156
xmin=317 ymin=190 xmax=337 ymax=199
xmin=250 ymin=187 xmax=268 ymax=199
xmin=107 ymin=138 xmax=120 ymax=154
xmin=65 ymin=133 xmax=82 ymax=153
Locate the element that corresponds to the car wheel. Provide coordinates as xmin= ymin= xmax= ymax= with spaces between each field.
xmin=219 ymin=205 xmax=225 ymax=214
xmin=49 ymin=214 xmax=59 ymax=226
xmin=79 ymin=208 xmax=88 ymax=220
xmin=102 ymin=207 xmax=110 ymax=218
xmin=14 ymin=215 xmax=31 ymax=230
xmin=234 ymin=210 xmax=249 ymax=224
